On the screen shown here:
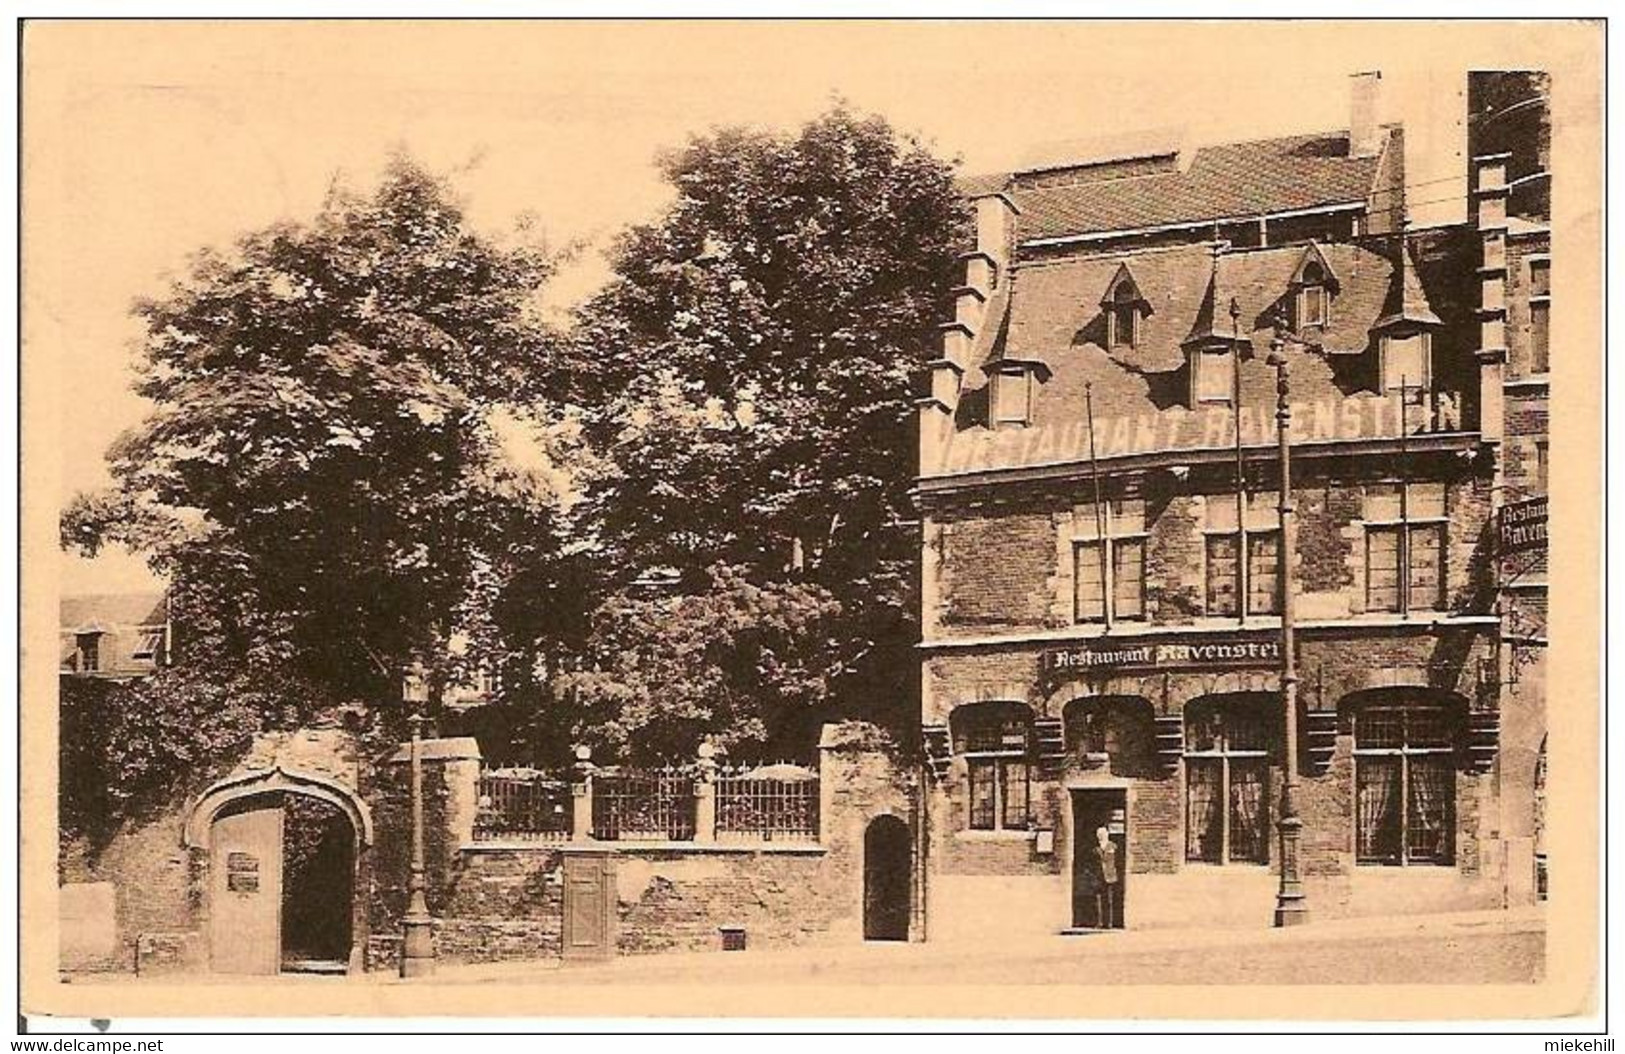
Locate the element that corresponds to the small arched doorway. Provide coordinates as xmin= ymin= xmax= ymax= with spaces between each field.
xmin=186 ymin=767 xmax=371 ymax=975
xmin=862 ymin=814 xmax=911 ymax=941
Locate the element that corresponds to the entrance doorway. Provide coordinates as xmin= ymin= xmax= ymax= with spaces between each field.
xmin=206 ymin=791 xmax=357 ymax=974
xmin=862 ymin=815 xmax=911 ymax=941
xmin=1071 ymin=789 xmax=1127 ymax=930
xmin=280 ymin=795 xmax=355 ymax=972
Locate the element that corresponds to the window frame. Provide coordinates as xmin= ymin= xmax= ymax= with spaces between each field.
xmin=1353 ymin=704 xmax=1458 ymax=866
xmin=1297 ymin=267 xmax=1329 ymax=330
xmin=1184 ymin=703 xmax=1275 ymax=865
xmin=991 ymin=366 xmax=1034 ymax=428
xmin=1107 ymin=281 xmax=1141 ymax=350
xmin=1362 ymin=483 xmax=1448 ymax=614
xmin=75 ymin=632 xmax=101 ymax=673
xmin=1193 ymin=345 xmax=1236 ymax=406
xmin=1074 ymin=517 xmax=1149 ymax=625
xmin=1380 ymin=332 xmax=1433 ymax=394
xmin=958 ymin=710 xmax=1034 ymax=833
xmin=1529 ymin=298 xmax=1550 ymax=376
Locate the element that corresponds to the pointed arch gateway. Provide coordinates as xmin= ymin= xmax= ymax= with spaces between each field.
xmin=185 ymin=766 xmax=373 ymax=975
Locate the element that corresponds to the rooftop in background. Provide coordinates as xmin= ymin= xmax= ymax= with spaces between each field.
xmin=60 ymin=591 xmax=168 ymax=633
xmin=957 ymin=126 xmax=1399 ymax=244
xmin=60 ymin=591 xmax=170 ymax=679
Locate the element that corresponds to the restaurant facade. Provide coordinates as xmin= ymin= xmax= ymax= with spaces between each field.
xmin=910 ymin=72 xmax=1548 ymax=940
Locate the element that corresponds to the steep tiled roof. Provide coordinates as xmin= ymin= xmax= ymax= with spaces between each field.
xmin=1010 ymin=129 xmax=1389 ymax=242
xmin=941 ymin=235 xmax=1451 ymax=476
xmin=60 ymin=592 xmax=167 ymax=632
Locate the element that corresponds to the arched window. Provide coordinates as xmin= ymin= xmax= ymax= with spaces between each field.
xmin=1353 ymin=701 xmax=1457 ymax=866
xmin=1109 ymin=279 xmax=1141 ymax=350
xmin=1298 ymin=260 xmax=1328 ymax=329
xmin=1064 ymin=696 xmax=1156 ymax=777
xmin=952 ymin=703 xmax=1033 ymax=832
xmin=1185 ymin=698 xmax=1276 ymax=864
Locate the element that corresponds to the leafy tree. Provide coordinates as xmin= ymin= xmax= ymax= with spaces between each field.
xmin=63 ymin=157 xmax=598 ymax=718
xmin=572 ymin=104 xmax=964 ymax=750
xmin=545 ymin=564 xmax=843 ymax=765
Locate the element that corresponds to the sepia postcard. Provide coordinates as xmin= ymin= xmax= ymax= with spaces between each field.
xmin=17 ymin=17 xmax=1604 ymax=1028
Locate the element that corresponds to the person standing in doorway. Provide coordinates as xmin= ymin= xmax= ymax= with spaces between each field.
xmin=1094 ymin=825 xmax=1122 ymax=929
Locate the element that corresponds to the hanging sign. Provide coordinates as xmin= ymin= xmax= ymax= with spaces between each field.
xmin=1499 ymin=495 xmax=1547 ymax=555
xmin=1044 ymin=637 xmax=1281 ymax=676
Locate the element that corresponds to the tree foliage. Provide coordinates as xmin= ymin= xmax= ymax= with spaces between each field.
xmin=569 ymin=105 xmax=963 ymax=750
xmin=65 ymin=105 xmax=962 ymax=782
xmin=63 ymin=158 xmax=597 ymax=715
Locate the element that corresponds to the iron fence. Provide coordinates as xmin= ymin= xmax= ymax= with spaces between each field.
xmin=473 ymin=768 xmax=572 ymax=841
xmin=591 ymin=767 xmax=697 ymax=841
xmin=714 ymin=762 xmax=820 ymax=842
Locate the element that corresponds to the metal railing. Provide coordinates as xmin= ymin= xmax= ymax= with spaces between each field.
xmin=591 ymin=767 xmax=697 ymax=841
xmin=473 ymin=768 xmax=572 ymax=842
xmin=714 ymin=762 xmax=820 ymax=842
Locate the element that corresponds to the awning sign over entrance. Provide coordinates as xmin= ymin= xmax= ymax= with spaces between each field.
xmin=1044 ymin=638 xmax=1281 ymax=676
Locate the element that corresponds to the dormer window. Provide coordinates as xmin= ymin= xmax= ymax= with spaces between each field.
xmin=1109 ymin=283 xmax=1139 ymax=349
xmin=1380 ymin=332 xmax=1432 ymax=393
xmin=991 ymin=366 xmax=1033 ymax=427
xmin=1192 ymin=345 xmax=1236 ymax=405
xmin=1298 ymin=262 xmax=1328 ymax=329
xmin=1101 ymin=265 xmax=1149 ymax=351
xmin=1289 ymin=245 xmax=1338 ymax=332
xmin=75 ymin=631 xmax=101 ymax=673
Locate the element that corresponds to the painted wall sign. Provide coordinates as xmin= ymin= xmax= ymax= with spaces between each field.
xmin=1499 ymin=495 xmax=1547 ymax=555
xmin=1044 ymin=638 xmax=1282 ymax=675
xmin=945 ymin=390 xmax=1464 ymax=473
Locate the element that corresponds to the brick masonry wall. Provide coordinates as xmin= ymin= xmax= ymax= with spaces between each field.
xmin=615 ymin=851 xmax=835 ymax=955
xmin=921 ymin=630 xmax=1502 ymax=923
xmin=929 ymin=465 xmax=1496 ymax=638
xmin=59 ymin=807 xmax=195 ymax=970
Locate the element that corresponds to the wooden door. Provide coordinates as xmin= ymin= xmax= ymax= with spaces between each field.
xmin=209 ymin=799 xmax=283 ymax=974
xmin=562 ymin=852 xmax=616 ymax=961
xmin=863 ymin=815 xmax=911 ymax=941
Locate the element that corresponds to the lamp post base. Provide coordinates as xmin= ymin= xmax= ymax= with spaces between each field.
xmin=1273 ymin=895 xmax=1310 ymax=927
xmin=400 ymin=915 xmax=436 ymax=978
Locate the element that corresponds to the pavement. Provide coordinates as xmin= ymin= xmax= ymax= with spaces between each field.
xmin=62 ymin=905 xmax=1544 ymax=987
xmin=413 ymin=904 xmax=1547 ymax=986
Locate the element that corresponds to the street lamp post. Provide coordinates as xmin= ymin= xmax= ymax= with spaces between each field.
xmin=400 ymin=665 xmax=437 ymax=977
xmin=1267 ymin=334 xmax=1309 ymax=928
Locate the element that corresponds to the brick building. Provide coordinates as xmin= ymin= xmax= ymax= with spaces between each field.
xmin=912 ymin=72 xmax=1545 ymax=940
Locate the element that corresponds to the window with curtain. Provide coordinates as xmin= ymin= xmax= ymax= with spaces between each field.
xmin=1184 ymin=701 xmax=1273 ymax=864
xmin=1354 ymin=703 xmax=1457 ymax=865
xmin=957 ymin=707 xmax=1033 ymax=832
xmin=1074 ymin=499 xmax=1147 ymax=624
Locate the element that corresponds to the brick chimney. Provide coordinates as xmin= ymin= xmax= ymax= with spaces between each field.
xmin=1350 ymin=71 xmax=1383 ymax=158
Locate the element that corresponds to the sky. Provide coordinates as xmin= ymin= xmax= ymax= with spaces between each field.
xmin=24 ymin=20 xmax=1588 ymax=595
